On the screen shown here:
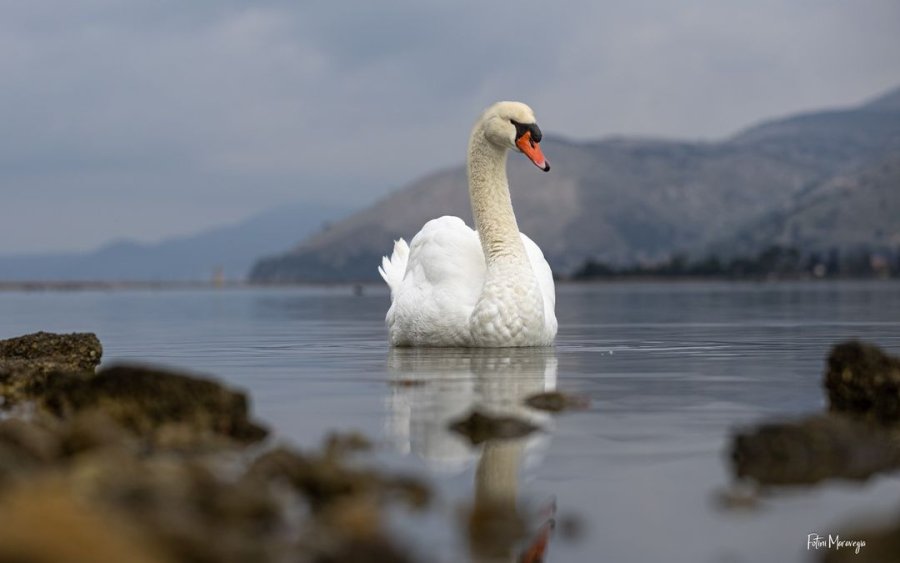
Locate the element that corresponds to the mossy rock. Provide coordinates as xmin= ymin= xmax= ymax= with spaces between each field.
xmin=0 ymin=332 xmax=102 ymax=403
xmin=40 ymin=364 xmax=268 ymax=446
xmin=0 ymin=331 xmax=102 ymax=370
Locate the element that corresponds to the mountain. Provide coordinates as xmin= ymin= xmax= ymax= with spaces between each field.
xmin=0 ymin=202 xmax=346 ymax=282
xmin=250 ymin=86 xmax=900 ymax=282
xmin=863 ymin=85 xmax=900 ymax=110
xmin=715 ymin=151 xmax=900 ymax=256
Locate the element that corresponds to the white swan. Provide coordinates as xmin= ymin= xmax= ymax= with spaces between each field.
xmin=379 ymin=101 xmax=557 ymax=347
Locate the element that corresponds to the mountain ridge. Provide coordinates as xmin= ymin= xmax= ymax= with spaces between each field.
xmin=0 ymin=202 xmax=346 ymax=281
xmin=250 ymin=85 xmax=900 ymax=282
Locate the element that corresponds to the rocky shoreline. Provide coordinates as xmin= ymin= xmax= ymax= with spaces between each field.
xmin=0 ymin=331 xmax=429 ymax=563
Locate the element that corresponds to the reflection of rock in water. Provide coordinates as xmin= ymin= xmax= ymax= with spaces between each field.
xmin=386 ymin=348 xmax=558 ymax=562
xmin=728 ymin=341 xmax=900 ymax=562
xmin=732 ymin=414 xmax=900 ymax=486
xmin=449 ymin=411 xmax=540 ymax=445
xmin=386 ymin=348 xmax=555 ymax=470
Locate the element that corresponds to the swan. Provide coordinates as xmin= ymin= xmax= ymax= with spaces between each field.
xmin=379 ymin=101 xmax=557 ymax=347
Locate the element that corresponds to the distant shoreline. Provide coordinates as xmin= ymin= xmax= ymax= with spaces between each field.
xmin=0 ymin=277 xmax=896 ymax=292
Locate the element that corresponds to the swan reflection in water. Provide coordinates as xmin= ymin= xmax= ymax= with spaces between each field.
xmin=387 ymin=347 xmax=558 ymax=562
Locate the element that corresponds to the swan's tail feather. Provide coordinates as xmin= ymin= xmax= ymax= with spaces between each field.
xmin=378 ymin=238 xmax=409 ymax=298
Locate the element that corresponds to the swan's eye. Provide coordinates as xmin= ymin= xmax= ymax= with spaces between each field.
xmin=510 ymin=119 xmax=542 ymax=144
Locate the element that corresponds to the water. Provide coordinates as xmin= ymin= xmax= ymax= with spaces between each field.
xmin=2 ymin=281 xmax=900 ymax=562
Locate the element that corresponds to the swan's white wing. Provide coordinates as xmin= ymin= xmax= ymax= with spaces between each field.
xmin=387 ymin=216 xmax=485 ymax=346
xmin=521 ymin=233 xmax=558 ymax=341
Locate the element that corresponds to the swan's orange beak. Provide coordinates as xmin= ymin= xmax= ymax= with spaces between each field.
xmin=516 ymin=131 xmax=550 ymax=172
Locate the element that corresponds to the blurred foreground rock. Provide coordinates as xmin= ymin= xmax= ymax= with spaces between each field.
xmin=0 ymin=331 xmax=427 ymax=563
xmin=728 ymin=340 xmax=900 ymax=560
xmin=826 ymin=340 xmax=900 ymax=421
xmin=730 ymin=341 xmax=900 ymax=487
xmin=40 ymin=364 xmax=269 ymax=447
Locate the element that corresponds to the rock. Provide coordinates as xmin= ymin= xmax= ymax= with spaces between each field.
xmin=0 ymin=331 xmax=102 ymax=370
xmin=39 ymin=364 xmax=269 ymax=447
xmin=730 ymin=414 xmax=900 ymax=486
xmin=0 ymin=331 xmax=102 ymax=403
xmin=0 ymin=332 xmax=428 ymax=562
xmin=247 ymin=441 xmax=427 ymax=563
xmin=0 ymin=479 xmax=168 ymax=563
xmin=524 ymin=391 xmax=590 ymax=412
xmin=0 ymin=418 xmax=60 ymax=486
xmin=306 ymin=534 xmax=416 ymax=563
xmin=68 ymin=453 xmax=284 ymax=563
xmin=247 ymin=440 xmax=430 ymax=513
xmin=825 ymin=340 xmax=900 ymax=421
xmin=0 ymin=412 xmax=140 ymax=489
xmin=449 ymin=411 xmax=540 ymax=445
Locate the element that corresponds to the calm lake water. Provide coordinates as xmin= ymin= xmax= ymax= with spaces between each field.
xmin=2 ymin=281 xmax=900 ymax=562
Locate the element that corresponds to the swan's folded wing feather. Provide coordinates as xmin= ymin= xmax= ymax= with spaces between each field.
xmin=387 ymin=216 xmax=485 ymax=346
xmin=521 ymin=233 xmax=558 ymax=339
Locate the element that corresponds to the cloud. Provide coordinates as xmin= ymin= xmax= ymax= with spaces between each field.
xmin=1 ymin=0 xmax=899 ymax=252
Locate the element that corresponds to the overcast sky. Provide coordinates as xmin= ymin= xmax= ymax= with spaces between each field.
xmin=2 ymin=0 xmax=899 ymax=254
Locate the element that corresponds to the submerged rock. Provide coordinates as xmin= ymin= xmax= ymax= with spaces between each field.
xmin=449 ymin=410 xmax=540 ymax=445
xmin=524 ymin=391 xmax=590 ymax=413
xmin=825 ymin=340 xmax=900 ymax=421
xmin=39 ymin=364 xmax=269 ymax=447
xmin=731 ymin=414 xmax=900 ymax=486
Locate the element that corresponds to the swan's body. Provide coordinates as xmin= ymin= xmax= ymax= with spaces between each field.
xmin=379 ymin=102 xmax=557 ymax=347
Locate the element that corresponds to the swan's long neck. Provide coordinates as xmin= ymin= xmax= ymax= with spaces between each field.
xmin=467 ymin=125 xmax=529 ymax=266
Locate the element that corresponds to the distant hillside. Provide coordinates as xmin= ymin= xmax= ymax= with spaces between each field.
xmin=863 ymin=85 xmax=900 ymax=110
xmin=250 ymin=86 xmax=900 ymax=282
xmin=0 ymin=202 xmax=345 ymax=281
xmin=715 ymin=151 xmax=900 ymax=256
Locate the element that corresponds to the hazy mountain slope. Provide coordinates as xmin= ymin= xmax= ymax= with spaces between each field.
xmin=715 ymin=151 xmax=900 ymax=256
xmin=0 ymin=202 xmax=345 ymax=281
xmin=862 ymin=85 xmax=900 ymax=110
xmin=250 ymin=87 xmax=900 ymax=282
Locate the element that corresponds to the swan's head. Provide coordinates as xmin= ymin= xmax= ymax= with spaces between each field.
xmin=480 ymin=101 xmax=550 ymax=172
